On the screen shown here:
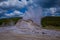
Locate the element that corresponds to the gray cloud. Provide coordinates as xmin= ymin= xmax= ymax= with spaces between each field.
xmin=0 ymin=0 xmax=31 ymax=18
xmin=0 ymin=0 xmax=7 ymax=2
xmin=33 ymin=0 xmax=60 ymax=8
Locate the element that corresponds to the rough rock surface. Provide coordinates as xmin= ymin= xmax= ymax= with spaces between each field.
xmin=0 ymin=20 xmax=60 ymax=40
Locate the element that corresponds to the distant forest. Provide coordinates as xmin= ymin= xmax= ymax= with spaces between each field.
xmin=0 ymin=17 xmax=22 ymax=27
xmin=41 ymin=16 xmax=60 ymax=30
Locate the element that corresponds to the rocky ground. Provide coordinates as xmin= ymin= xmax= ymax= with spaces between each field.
xmin=0 ymin=20 xmax=60 ymax=40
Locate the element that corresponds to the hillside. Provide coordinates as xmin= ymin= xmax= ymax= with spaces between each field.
xmin=0 ymin=17 xmax=22 ymax=27
xmin=41 ymin=16 xmax=60 ymax=30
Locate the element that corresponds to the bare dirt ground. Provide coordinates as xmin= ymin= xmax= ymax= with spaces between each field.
xmin=0 ymin=31 xmax=60 ymax=40
xmin=0 ymin=20 xmax=60 ymax=40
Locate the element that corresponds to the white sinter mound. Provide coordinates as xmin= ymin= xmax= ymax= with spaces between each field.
xmin=0 ymin=19 xmax=60 ymax=37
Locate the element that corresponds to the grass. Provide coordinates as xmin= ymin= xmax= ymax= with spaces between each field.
xmin=42 ymin=26 xmax=60 ymax=31
xmin=41 ymin=16 xmax=60 ymax=30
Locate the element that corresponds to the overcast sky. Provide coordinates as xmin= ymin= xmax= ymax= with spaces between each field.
xmin=0 ymin=0 xmax=30 ymax=19
xmin=0 ymin=0 xmax=60 ymax=19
